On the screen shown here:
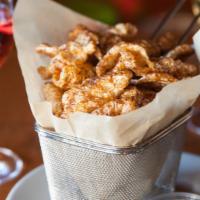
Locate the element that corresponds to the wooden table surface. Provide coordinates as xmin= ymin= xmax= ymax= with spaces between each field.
xmin=0 ymin=49 xmax=42 ymax=200
xmin=0 ymin=48 xmax=200 ymax=200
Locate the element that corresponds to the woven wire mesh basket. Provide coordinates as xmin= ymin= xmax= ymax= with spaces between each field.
xmin=35 ymin=111 xmax=191 ymax=200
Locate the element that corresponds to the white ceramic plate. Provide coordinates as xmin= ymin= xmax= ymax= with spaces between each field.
xmin=6 ymin=166 xmax=50 ymax=200
xmin=6 ymin=152 xmax=200 ymax=200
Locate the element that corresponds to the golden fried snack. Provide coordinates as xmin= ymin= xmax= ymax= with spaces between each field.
xmin=155 ymin=57 xmax=199 ymax=79
xmin=62 ymin=87 xmax=111 ymax=117
xmin=36 ymin=26 xmax=101 ymax=89
xmin=166 ymin=44 xmax=194 ymax=59
xmin=96 ymin=43 xmax=154 ymax=76
xmin=96 ymin=44 xmax=120 ymax=76
xmin=100 ymin=23 xmax=138 ymax=52
xmin=44 ymin=48 xmax=96 ymax=90
xmin=48 ymin=50 xmax=86 ymax=74
xmin=36 ymin=44 xmax=88 ymax=75
xmin=93 ymin=87 xmax=139 ymax=116
xmin=52 ymin=63 xmax=95 ymax=90
xmin=114 ymin=47 xmax=155 ymax=73
xmin=68 ymin=24 xmax=98 ymax=42
xmin=120 ymin=86 xmax=138 ymax=98
xmin=132 ymin=72 xmax=177 ymax=86
xmin=134 ymin=40 xmax=161 ymax=57
xmin=108 ymin=23 xmax=138 ymax=38
xmin=36 ymin=24 xmax=101 ymax=70
xmin=100 ymin=34 xmax=122 ymax=54
xmin=68 ymin=24 xmax=101 ymax=60
xmin=37 ymin=66 xmax=52 ymax=80
xmin=93 ymin=87 xmax=156 ymax=116
xmin=114 ymin=47 xmax=174 ymax=88
xmin=121 ymin=87 xmax=156 ymax=107
xmin=92 ymin=98 xmax=137 ymax=116
xmin=43 ymin=82 xmax=63 ymax=116
xmin=36 ymin=43 xmax=59 ymax=58
xmin=138 ymin=88 xmax=156 ymax=106
xmin=61 ymin=70 xmax=133 ymax=117
xmin=37 ymin=23 xmax=199 ymax=117
xmin=156 ymin=32 xmax=177 ymax=53
xmin=85 ymin=69 xmax=133 ymax=99
xmin=96 ymin=42 xmax=176 ymax=88
xmin=100 ymin=28 xmax=176 ymax=58
xmin=132 ymin=32 xmax=177 ymax=58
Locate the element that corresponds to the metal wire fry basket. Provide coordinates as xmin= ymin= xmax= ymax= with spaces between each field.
xmin=34 ymin=1 xmax=198 ymax=198
xmin=35 ymin=111 xmax=191 ymax=200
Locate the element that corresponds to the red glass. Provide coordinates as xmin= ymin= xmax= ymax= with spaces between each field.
xmin=0 ymin=0 xmax=23 ymax=185
xmin=0 ymin=0 xmax=13 ymax=67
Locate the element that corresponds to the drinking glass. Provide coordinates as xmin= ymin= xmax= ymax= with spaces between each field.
xmin=0 ymin=0 xmax=13 ymax=67
xmin=0 ymin=0 xmax=23 ymax=184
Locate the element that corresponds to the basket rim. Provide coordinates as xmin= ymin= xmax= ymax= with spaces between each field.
xmin=35 ymin=109 xmax=191 ymax=154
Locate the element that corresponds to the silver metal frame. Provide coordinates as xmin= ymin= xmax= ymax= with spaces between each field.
xmin=35 ymin=109 xmax=191 ymax=155
xmin=35 ymin=110 xmax=191 ymax=199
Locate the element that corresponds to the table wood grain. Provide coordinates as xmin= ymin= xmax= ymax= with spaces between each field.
xmin=0 ymin=48 xmax=200 ymax=200
xmin=0 ymin=49 xmax=42 ymax=200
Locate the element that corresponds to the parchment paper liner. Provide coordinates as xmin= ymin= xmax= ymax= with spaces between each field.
xmin=13 ymin=0 xmax=200 ymax=147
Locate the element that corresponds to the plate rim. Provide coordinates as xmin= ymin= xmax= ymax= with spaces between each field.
xmin=6 ymin=165 xmax=45 ymax=200
xmin=6 ymin=152 xmax=200 ymax=199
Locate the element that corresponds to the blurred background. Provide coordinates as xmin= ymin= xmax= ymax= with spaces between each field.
xmin=0 ymin=0 xmax=200 ymax=199
xmin=56 ymin=0 xmax=194 ymax=33
xmin=56 ymin=0 xmax=190 ymax=24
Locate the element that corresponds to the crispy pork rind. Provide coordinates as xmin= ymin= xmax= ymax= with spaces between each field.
xmin=36 ymin=25 xmax=99 ymax=89
xmin=92 ymin=86 xmax=156 ymax=116
xmin=100 ymin=23 xmax=138 ymax=52
xmin=37 ymin=49 xmax=96 ymax=89
xmin=166 ymin=44 xmax=194 ymax=59
xmin=61 ymin=70 xmax=133 ymax=117
xmin=43 ymin=82 xmax=63 ymax=116
xmin=108 ymin=23 xmax=138 ymax=38
xmin=92 ymin=98 xmax=137 ymax=116
xmin=100 ymin=34 xmax=122 ymax=54
xmin=96 ymin=43 xmax=154 ymax=76
xmin=155 ymin=57 xmax=199 ymax=79
xmin=156 ymin=31 xmax=177 ymax=53
xmin=36 ymin=43 xmax=59 ymax=58
xmin=52 ymin=63 xmax=95 ymax=90
xmin=132 ymin=32 xmax=178 ymax=58
xmin=132 ymin=72 xmax=177 ymax=86
xmin=120 ymin=87 xmax=156 ymax=107
xmin=96 ymin=42 xmax=177 ymax=87
xmin=37 ymin=23 xmax=199 ymax=117
xmin=68 ymin=24 xmax=102 ymax=60
xmin=134 ymin=40 xmax=161 ymax=57
xmin=37 ymin=66 xmax=52 ymax=80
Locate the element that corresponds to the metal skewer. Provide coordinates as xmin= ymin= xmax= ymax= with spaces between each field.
xmin=151 ymin=0 xmax=200 ymax=47
xmin=177 ymin=14 xmax=200 ymax=45
xmin=131 ymin=1 xmax=200 ymax=85
xmin=151 ymin=0 xmax=187 ymax=39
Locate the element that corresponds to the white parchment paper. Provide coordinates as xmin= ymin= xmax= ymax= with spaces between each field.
xmin=13 ymin=0 xmax=200 ymax=147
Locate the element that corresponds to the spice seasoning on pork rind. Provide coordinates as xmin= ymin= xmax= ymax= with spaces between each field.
xmin=36 ymin=23 xmax=199 ymax=117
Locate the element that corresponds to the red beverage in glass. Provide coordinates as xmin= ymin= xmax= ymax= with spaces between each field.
xmin=0 ymin=0 xmax=13 ymax=67
xmin=0 ymin=0 xmax=23 ymax=185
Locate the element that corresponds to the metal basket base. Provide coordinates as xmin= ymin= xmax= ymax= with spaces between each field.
xmin=37 ymin=119 xmax=187 ymax=200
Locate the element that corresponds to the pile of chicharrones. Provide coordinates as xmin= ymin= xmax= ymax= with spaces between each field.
xmin=36 ymin=23 xmax=199 ymax=118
